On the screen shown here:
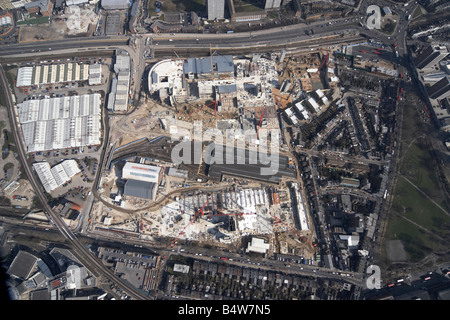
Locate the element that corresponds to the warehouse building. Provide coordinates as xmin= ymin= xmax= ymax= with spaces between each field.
xmin=88 ymin=63 xmax=102 ymax=85
xmin=122 ymin=162 xmax=162 ymax=184
xmin=123 ymin=179 xmax=158 ymax=200
xmin=101 ymin=0 xmax=130 ymax=10
xmin=108 ymin=50 xmax=131 ymax=112
xmin=121 ymin=162 xmax=161 ymax=200
xmin=16 ymin=63 xmax=90 ymax=88
xmin=33 ymin=160 xmax=81 ymax=193
xmin=17 ymin=94 xmax=101 ymax=153
xmin=246 ymin=237 xmax=270 ymax=254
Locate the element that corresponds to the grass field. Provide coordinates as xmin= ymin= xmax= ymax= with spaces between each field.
xmin=391 ymin=177 xmax=450 ymax=236
xmin=234 ymin=0 xmax=264 ymax=12
xmin=386 ymin=177 xmax=450 ymax=261
xmin=411 ymin=5 xmax=423 ymax=20
xmin=400 ymin=142 xmax=450 ymax=212
xmin=382 ymin=89 xmax=450 ymax=264
xmin=148 ymin=0 xmax=205 ymax=16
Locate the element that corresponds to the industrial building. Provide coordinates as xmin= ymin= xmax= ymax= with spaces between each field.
xmin=33 ymin=160 xmax=81 ymax=193
xmin=207 ymin=0 xmax=225 ymax=20
xmin=17 ymin=93 xmax=102 ymax=153
xmin=415 ymin=44 xmax=449 ymax=70
xmin=101 ymin=0 xmax=130 ymax=10
xmin=246 ymin=237 xmax=270 ymax=254
xmin=123 ymin=179 xmax=158 ymax=200
xmin=428 ymin=75 xmax=450 ymax=100
xmin=107 ymin=50 xmax=131 ymax=112
xmin=122 ymin=162 xmax=162 ymax=184
xmin=121 ymin=162 xmax=161 ymax=200
xmin=88 ymin=63 xmax=102 ymax=85
xmin=16 ymin=63 xmax=90 ymax=88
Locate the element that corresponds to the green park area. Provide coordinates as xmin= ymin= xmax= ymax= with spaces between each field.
xmin=387 ymin=176 xmax=450 ymax=261
xmin=381 ymin=94 xmax=450 ymax=263
xmin=148 ymin=0 xmax=205 ymax=16
xmin=234 ymin=0 xmax=264 ymax=12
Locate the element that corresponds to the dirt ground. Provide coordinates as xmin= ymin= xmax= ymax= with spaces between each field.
xmin=385 ymin=239 xmax=408 ymax=262
xmin=19 ymin=24 xmax=66 ymax=43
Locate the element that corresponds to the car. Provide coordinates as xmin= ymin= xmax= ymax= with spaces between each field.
xmin=169 ymin=39 xmax=173 ymax=41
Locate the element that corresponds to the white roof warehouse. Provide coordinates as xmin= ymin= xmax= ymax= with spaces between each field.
xmin=33 ymin=160 xmax=81 ymax=193
xmin=17 ymin=94 xmax=102 ymax=153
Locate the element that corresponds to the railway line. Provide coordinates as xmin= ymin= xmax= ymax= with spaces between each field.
xmin=0 ymin=64 xmax=150 ymax=300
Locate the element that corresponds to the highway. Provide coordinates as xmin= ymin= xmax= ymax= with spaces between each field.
xmin=0 ymin=17 xmax=363 ymax=57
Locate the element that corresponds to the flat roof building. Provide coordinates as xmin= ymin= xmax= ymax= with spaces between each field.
xmin=122 ymin=162 xmax=162 ymax=184
xmin=108 ymin=50 xmax=131 ymax=112
xmin=7 ymin=251 xmax=39 ymax=280
xmin=307 ymin=97 xmax=321 ymax=113
xmin=123 ymin=179 xmax=157 ymax=200
xmin=246 ymin=237 xmax=270 ymax=254
xmin=428 ymin=75 xmax=450 ymax=100
xmin=207 ymin=0 xmax=225 ymax=20
xmin=183 ymin=55 xmax=234 ymax=79
xmin=415 ymin=44 xmax=449 ymax=70
xmin=101 ymin=0 xmax=130 ymax=10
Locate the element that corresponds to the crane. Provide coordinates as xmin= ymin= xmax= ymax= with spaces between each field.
xmin=316 ymin=36 xmax=329 ymax=74
xmin=189 ymin=98 xmax=223 ymax=116
xmin=256 ymin=106 xmax=265 ymax=139
xmin=210 ymin=43 xmax=214 ymax=82
xmin=168 ymin=197 xmax=210 ymax=249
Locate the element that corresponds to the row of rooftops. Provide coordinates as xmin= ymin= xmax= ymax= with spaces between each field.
xmin=33 ymin=159 xmax=81 ymax=192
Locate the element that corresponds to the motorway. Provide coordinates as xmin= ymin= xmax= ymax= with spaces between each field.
xmin=0 ymin=17 xmax=364 ymax=57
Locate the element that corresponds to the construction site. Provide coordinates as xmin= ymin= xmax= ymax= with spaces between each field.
xmin=88 ymin=47 xmax=341 ymax=263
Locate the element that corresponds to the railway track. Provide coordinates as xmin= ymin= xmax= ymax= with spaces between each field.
xmin=0 ymin=64 xmax=150 ymax=300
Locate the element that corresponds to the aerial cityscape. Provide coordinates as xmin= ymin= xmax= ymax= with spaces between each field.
xmin=0 ymin=0 xmax=450 ymax=304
